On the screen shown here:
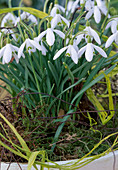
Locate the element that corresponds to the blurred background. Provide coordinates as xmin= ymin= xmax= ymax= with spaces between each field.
xmin=0 ymin=0 xmax=64 ymax=10
xmin=0 ymin=0 xmax=117 ymax=14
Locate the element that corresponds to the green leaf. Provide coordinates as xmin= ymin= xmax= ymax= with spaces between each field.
xmin=28 ymin=151 xmax=40 ymax=170
xmin=51 ymin=110 xmax=73 ymax=152
xmin=0 ymin=7 xmax=48 ymax=19
xmin=71 ymin=64 xmax=116 ymax=106
xmin=0 ymin=113 xmax=31 ymax=157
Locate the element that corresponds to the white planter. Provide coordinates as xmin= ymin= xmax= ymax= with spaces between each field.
xmin=1 ymin=150 xmax=118 ymax=170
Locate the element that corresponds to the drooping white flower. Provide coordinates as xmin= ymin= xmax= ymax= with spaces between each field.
xmin=85 ymin=0 xmax=110 ymax=23
xmin=15 ymin=12 xmax=37 ymax=25
xmin=34 ymin=28 xmax=65 ymax=46
xmin=84 ymin=26 xmax=101 ymax=44
xmin=18 ymin=38 xmax=42 ymax=58
xmin=0 ymin=44 xmax=20 ymax=64
xmin=50 ymin=4 xmax=65 ymax=17
xmin=78 ymin=43 xmax=107 ymax=62
xmin=51 ymin=14 xmax=70 ymax=28
xmin=75 ymin=26 xmax=101 ymax=45
xmin=1 ymin=28 xmax=17 ymax=41
xmin=105 ymin=31 xmax=118 ymax=48
xmin=1 ymin=13 xmax=17 ymax=27
xmin=53 ymin=44 xmax=78 ymax=64
xmin=105 ymin=18 xmax=118 ymax=33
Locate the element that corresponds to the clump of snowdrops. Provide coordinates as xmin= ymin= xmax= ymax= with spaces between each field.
xmin=0 ymin=0 xmax=117 ymax=121
xmin=0 ymin=0 xmax=118 ymax=169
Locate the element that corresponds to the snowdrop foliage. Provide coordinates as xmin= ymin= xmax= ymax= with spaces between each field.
xmin=0 ymin=0 xmax=117 ymax=116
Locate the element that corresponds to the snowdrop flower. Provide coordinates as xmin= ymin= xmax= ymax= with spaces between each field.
xmin=105 ymin=31 xmax=118 ymax=48
xmin=34 ymin=28 xmax=65 ymax=46
xmin=78 ymin=43 xmax=107 ymax=62
xmin=0 ymin=44 xmax=20 ymax=64
xmin=84 ymin=26 xmax=101 ymax=44
xmin=51 ymin=13 xmax=70 ymax=28
xmin=85 ymin=0 xmax=110 ymax=23
xmin=105 ymin=18 xmax=118 ymax=33
xmin=18 ymin=38 xmax=42 ymax=58
xmin=53 ymin=44 xmax=78 ymax=64
xmin=1 ymin=13 xmax=17 ymax=27
xmin=50 ymin=4 xmax=65 ymax=17
xmin=75 ymin=26 xmax=101 ymax=45
xmin=15 ymin=12 xmax=37 ymax=25
xmin=1 ymin=28 xmax=17 ymax=41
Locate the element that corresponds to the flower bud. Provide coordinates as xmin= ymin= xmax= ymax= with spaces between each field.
xmin=109 ymin=7 xmax=117 ymax=16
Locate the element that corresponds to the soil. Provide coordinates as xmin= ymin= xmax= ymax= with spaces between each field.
xmin=0 ymin=78 xmax=118 ymax=163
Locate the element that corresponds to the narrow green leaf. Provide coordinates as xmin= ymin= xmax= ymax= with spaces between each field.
xmin=48 ymin=61 xmax=58 ymax=85
xmin=0 ymin=113 xmax=31 ymax=157
xmin=0 ymin=7 xmax=48 ymax=19
xmin=28 ymin=151 xmax=40 ymax=170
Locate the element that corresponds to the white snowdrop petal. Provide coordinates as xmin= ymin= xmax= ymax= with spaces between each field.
xmin=111 ymin=20 xmax=117 ymax=33
xmin=85 ymin=9 xmax=93 ymax=20
xmin=67 ymin=1 xmax=74 ymax=11
xmin=18 ymin=41 xmax=26 ymax=58
xmin=105 ymin=21 xmax=112 ymax=30
xmin=70 ymin=46 xmax=78 ymax=64
xmin=66 ymin=45 xmax=71 ymax=55
xmin=85 ymin=43 xmax=94 ymax=62
xmin=89 ymin=27 xmax=101 ymax=45
xmin=78 ymin=46 xmax=87 ymax=58
xmin=94 ymin=6 xmax=101 ymax=23
xmin=55 ymin=4 xmax=65 ymax=13
xmin=53 ymin=29 xmax=65 ymax=39
xmin=76 ymin=34 xmax=84 ymax=45
xmin=105 ymin=33 xmax=116 ymax=48
xmin=93 ymin=44 xmax=107 ymax=58
xmin=99 ymin=6 xmax=108 ymax=16
xmin=53 ymin=46 xmax=68 ymax=60
xmin=41 ymin=41 xmax=47 ymax=55
xmin=26 ymin=39 xmax=32 ymax=49
xmin=14 ymin=53 xmax=19 ymax=63
xmin=46 ymin=28 xmax=55 ymax=46
xmin=29 ymin=39 xmax=42 ymax=51
xmin=51 ymin=15 xmax=61 ymax=29
xmin=12 ymin=45 xmax=19 ymax=52
xmin=73 ymin=43 xmax=79 ymax=52
xmin=50 ymin=7 xmax=58 ymax=17
xmin=0 ymin=46 xmax=6 ymax=58
xmin=71 ymin=0 xmax=79 ymax=13
xmin=28 ymin=15 xmax=38 ymax=24
xmin=115 ymin=32 xmax=118 ymax=44
xmin=35 ymin=30 xmax=47 ymax=42
xmin=4 ymin=45 xmax=12 ymax=63
xmin=60 ymin=15 xmax=70 ymax=27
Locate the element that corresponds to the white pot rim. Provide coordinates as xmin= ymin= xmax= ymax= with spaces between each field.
xmin=1 ymin=150 xmax=118 ymax=170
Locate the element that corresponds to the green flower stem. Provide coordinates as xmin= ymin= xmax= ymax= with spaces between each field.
xmin=64 ymin=10 xmax=86 ymax=46
xmin=43 ymin=0 xmax=49 ymax=13
xmin=38 ymin=16 xmax=50 ymax=34
xmin=28 ymin=54 xmax=43 ymax=106
xmin=65 ymin=0 xmax=69 ymax=12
